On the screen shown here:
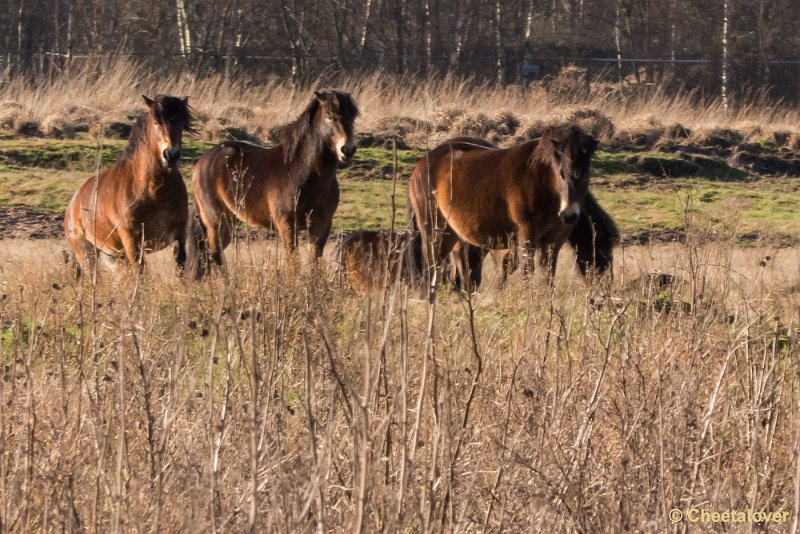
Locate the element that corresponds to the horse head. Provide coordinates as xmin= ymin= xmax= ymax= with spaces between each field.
xmin=533 ymin=125 xmax=598 ymax=225
xmin=143 ymin=95 xmax=193 ymax=167
xmin=314 ymin=90 xmax=359 ymax=163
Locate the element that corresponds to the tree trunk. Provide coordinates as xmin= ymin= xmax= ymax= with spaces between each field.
xmin=524 ymin=0 xmax=535 ymax=42
xmin=756 ymin=0 xmax=770 ymax=86
xmin=176 ymin=0 xmax=192 ymax=59
xmin=360 ymin=0 xmax=373 ymax=51
xmin=16 ymin=0 xmax=25 ymax=65
xmin=495 ymin=0 xmax=503 ymax=85
xmin=614 ymin=0 xmax=622 ymax=78
xmin=451 ymin=0 xmax=466 ymax=68
xmin=670 ymin=0 xmax=677 ymax=79
xmin=423 ymin=0 xmax=432 ymax=74
xmin=395 ymin=2 xmax=406 ymax=74
xmin=721 ymin=0 xmax=729 ymax=108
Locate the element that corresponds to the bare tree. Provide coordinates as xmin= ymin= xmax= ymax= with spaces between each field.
xmin=721 ymin=0 xmax=729 ymax=108
xmin=176 ymin=0 xmax=192 ymax=59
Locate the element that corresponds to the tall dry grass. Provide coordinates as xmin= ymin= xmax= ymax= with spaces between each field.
xmin=0 ymin=222 xmax=797 ymax=531
xmin=2 ymin=58 xmax=800 ymax=141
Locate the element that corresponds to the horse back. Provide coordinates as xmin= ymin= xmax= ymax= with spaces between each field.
xmin=412 ymin=140 xmax=529 ymax=245
xmin=193 ymin=141 xmax=290 ymax=223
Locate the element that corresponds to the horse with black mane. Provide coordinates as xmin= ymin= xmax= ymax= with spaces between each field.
xmin=192 ymin=90 xmax=359 ymax=269
xmin=409 ymin=125 xmax=617 ymax=293
xmin=64 ymin=94 xmax=194 ymax=279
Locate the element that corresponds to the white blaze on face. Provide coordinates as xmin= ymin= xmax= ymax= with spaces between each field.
xmin=154 ymin=124 xmax=171 ymax=165
xmin=334 ymin=133 xmax=348 ymax=162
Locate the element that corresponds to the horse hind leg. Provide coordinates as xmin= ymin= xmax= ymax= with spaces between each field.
xmin=196 ymin=203 xmax=233 ymax=268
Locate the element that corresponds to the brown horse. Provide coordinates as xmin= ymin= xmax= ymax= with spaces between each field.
xmin=335 ymin=230 xmax=420 ymax=293
xmin=192 ymin=90 xmax=359 ymax=267
xmin=409 ymin=125 xmax=601 ymax=291
xmin=335 ymin=227 xmax=486 ymax=293
xmin=64 ymin=95 xmax=193 ymax=278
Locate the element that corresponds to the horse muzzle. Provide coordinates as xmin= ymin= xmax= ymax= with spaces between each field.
xmin=340 ymin=143 xmax=357 ymax=162
xmin=560 ymin=203 xmax=581 ymax=225
xmin=163 ymin=148 xmax=182 ymax=165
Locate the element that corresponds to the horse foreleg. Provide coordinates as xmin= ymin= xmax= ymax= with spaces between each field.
xmin=274 ymin=215 xmax=298 ymax=255
xmin=539 ymin=243 xmax=563 ymax=284
xmin=119 ymin=228 xmax=144 ymax=273
xmin=308 ymin=215 xmax=333 ymax=258
xmin=174 ymin=239 xmax=187 ymax=270
xmin=516 ymin=226 xmax=537 ymax=277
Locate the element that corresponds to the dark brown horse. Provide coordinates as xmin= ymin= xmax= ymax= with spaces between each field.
xmin=64 ymin=95 xmax=193 ymax=278
xmin=409 ymin=125 xmax=604 ymax=291
xmin=192 ymin=90 xmax=359 ymax=267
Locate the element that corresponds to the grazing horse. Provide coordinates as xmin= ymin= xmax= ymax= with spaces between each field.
xmin=335 ymin=227 xmax=486 ymax=293
xmin=409 ymin=125 xmax=603 ymax=292
xmin=335 ymin=230 xmax=421 ymax=293
xmin=192 ymin=90 xmax=359 ymax=267
xmin=64 ymin=95 xmax=193 ymax=278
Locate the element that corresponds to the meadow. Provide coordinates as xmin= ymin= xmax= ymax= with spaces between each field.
xmin=0 ymin=63 xmax=798 ymax=532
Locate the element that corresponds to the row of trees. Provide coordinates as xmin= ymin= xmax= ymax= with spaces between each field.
xmin=3 ymin=0 xmax=800 ymax=102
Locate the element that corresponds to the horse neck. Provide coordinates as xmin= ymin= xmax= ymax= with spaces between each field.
xmin=528 ymin=156 xmax=561 ymax=201
xmin=286 ymin=129 xmax=331 ymax=183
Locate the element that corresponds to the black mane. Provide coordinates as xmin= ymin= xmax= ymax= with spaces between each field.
xmin=280 ymin=90 xmax=360 ymax=175
xmin=119 ymin=95 xmax=194 ymax=163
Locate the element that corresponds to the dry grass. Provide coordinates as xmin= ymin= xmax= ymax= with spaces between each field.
xmin=0 ymin=228 xmax=797 ymax=531
xmin=2 ymin=59 xmax=799 ymax=145
xmin=1 ymin=58 xmax=799 ymax=531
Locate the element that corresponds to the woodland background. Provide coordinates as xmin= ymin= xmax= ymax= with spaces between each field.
xmin=2 ymin=0 xmax=800 ymax=102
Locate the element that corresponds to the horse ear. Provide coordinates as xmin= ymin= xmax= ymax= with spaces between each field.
xmin=314 ymin=91 xmax=327 ymax=102
xmin=142 ymin=95 xmax=155 ymax=108
xmin=181 ymin=96 xmax=190 ymax=105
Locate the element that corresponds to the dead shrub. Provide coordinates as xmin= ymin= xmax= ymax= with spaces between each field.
xmin=431 ymin=106 xmax=466 ymax=132
xmin=449 ymin=112 xmax=494 ymax=138
xmin=492 ymin=110 xmax=521 ymax=137
xmin=693 ymin=127 xmax=744 ymax=149
xmin=13 ymin=117 xmax=43 ymax=137
xmin=566 ymin=108 xmax=615 ymax=141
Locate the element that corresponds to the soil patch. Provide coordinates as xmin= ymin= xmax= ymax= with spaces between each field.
xmin=0 ymin=207 xmax=64 ymax=239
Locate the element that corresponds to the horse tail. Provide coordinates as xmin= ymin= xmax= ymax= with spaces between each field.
xmin=183 ymin=210 xmax=210 ymax=280
xmin=406 ymin=202 xmax=425 ymax=289
xmin=569 ymin=191 xmax=620 ymax=278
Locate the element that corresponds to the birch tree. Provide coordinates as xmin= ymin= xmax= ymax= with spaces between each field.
xmin=175 ymin=0 xmax=192 ymax=59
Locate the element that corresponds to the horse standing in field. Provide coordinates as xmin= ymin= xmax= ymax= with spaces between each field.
xmin=409 ymin=125 xmax=613 ymax=293
xmin=64 ymin=95 xmax=194 ymax=279
xmin=192 ymin=90 xmax=359 ymax=268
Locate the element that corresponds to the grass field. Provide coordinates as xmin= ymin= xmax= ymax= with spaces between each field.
xmin=1 ymin=65 xmax=799 ymax=532
xmin=1 ymin=136 xmax=799 ymax=239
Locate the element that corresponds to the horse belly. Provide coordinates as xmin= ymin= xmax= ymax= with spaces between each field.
xmin=437 ymin=192 xmax=515 ymax=248
xmin=74 ymin=196 xmax=125 ymax=256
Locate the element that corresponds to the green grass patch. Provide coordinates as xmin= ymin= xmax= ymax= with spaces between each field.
xmin=342 ymin=147 xmax=424 ymax=181
xmin=593 ymin=176 xmax=800 ymax=238
xmin=0 ymin=138 xmax=216 ymax=172
xmin=336 ymin=179 xmax=409 ymax=231
xmin=1 ymin=140 xmax=797 ymax=239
